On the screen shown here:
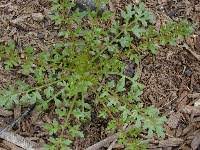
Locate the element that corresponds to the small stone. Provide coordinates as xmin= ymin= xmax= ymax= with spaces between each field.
xmin=37 ymin=32 xmax=45 ymax=39
xmin=75 ymin=0 xmax=106 ymax=12
xmin=124 ymin=63 xmax=135 ymax=77
xmin=32 ymin=13 xmax=44 ymax=21
xmin=20 ymin=53 xmax=25 ymax=59
xmin=184 ymin=68 xmax=193 ymax=77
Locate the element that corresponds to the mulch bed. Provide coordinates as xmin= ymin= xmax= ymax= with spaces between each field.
xmin=0 ymin=0 xmax=200 ymax=149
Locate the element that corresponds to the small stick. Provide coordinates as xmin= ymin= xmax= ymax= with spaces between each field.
xmin=0 ymin=104 xmax=36 ymax=135
xmin=0 ymin=104 xmax=39 ymax=149
xmin=182 ymin=43 xmax=200 ymax=61
xmin=0 ymin=128 xmax=39 ymax=149
xmin=107 ymin=139 xmax=117 ymax=150
xmin=86 ymin=125 xmax=134 ymax=150
xmin=86 ymin=134 xmax=118 ymax=150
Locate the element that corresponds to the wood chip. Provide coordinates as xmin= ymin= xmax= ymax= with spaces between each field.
xmin=11 ymin=15 xmax=30 ymax=24
xmin=191 ymin=133 xmax=200 ymax=150
xmin=167 ymin=112 xmax=181 ymax=129
xmin=159 ymin=138 xmax=184 ymax=147
xmin=188 ymin=93 xmax=200 ymax=99
xmin=177 ymin=90 xmax=188 ymax=110
xmin=180 ymin=106 xmax=200 ymax=115
xmin=182 ymin=125 xmax=194 ymax=136
xmin=194 ymin=99 xmax=200 ymax=107
xmin=195 ymin=4 xmax=200 ymax=12
xmin=14 ymin=106 xmax=21 ymax=129
xmin=195 ymin=35 xmax=200 ymax=50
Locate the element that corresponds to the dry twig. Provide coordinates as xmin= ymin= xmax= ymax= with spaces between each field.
xmin=107 ymin=139 xmax=117 ymax=150
xmin=0 ymin=129 xmax=39 ymax=149
xmin=86 ymin=134 xmax=118 ymax=150
xmin=86 ymin=125 xmax=133 ymax=150
xmin=182 ymin=43 xmax=200 ymax=61
xmin=0 ymin=104 xmax=40 ymax=149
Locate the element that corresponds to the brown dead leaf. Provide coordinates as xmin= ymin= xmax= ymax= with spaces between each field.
xmin=165 ymin=124 xmax=175 ymax=137
xmin=159 ymin=138 xmax=184 ymax=147
xmin=191 ymin=133 xmax=200 ymax=150
xmin=186 ymin=37 xmax=195 ymax=49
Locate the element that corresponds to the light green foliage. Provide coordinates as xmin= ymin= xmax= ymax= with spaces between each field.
xmin=0 ymin=1 xmax=193 ymax=149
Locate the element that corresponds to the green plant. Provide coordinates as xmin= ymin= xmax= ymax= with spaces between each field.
xmin=0 ymin=0 xmax=193 ymax=149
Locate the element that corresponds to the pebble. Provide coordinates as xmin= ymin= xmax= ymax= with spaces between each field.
xmin=184 ymin=68 xmax=193 ymax=77
xmin=37 ymin=32 xmax=45 ymax=39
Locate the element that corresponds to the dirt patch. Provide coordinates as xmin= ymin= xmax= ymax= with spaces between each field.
xmin=0 ymin=0 xmax=58 ymax=51
xmin=140 ymin=0 xmax=200 ymax=149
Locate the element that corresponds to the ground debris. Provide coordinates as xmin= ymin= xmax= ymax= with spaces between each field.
xmin=159 ymin=138 xmax=184 ymax=147
xmin=32 ymin=13 xmax=44 ymax=21
xmin=0 ymin=108 xmax=13 ymax=117
xmin=167 ymin=112 xmax=182 ymax=129
xmin=180 ymin=105 xmax=200 ymax=115
xmin=0 ymin=0 xmax=200 ymax=149
xmin=191 ymin=133 xmax=200 ymax=150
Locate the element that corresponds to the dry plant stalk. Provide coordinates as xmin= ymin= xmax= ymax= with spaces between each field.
xmin=0 ymin=128 xmax=39 ymax=150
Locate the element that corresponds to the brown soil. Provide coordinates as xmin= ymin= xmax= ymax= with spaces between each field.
xmin=0 ymin=0 xmax=200 ymax=149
